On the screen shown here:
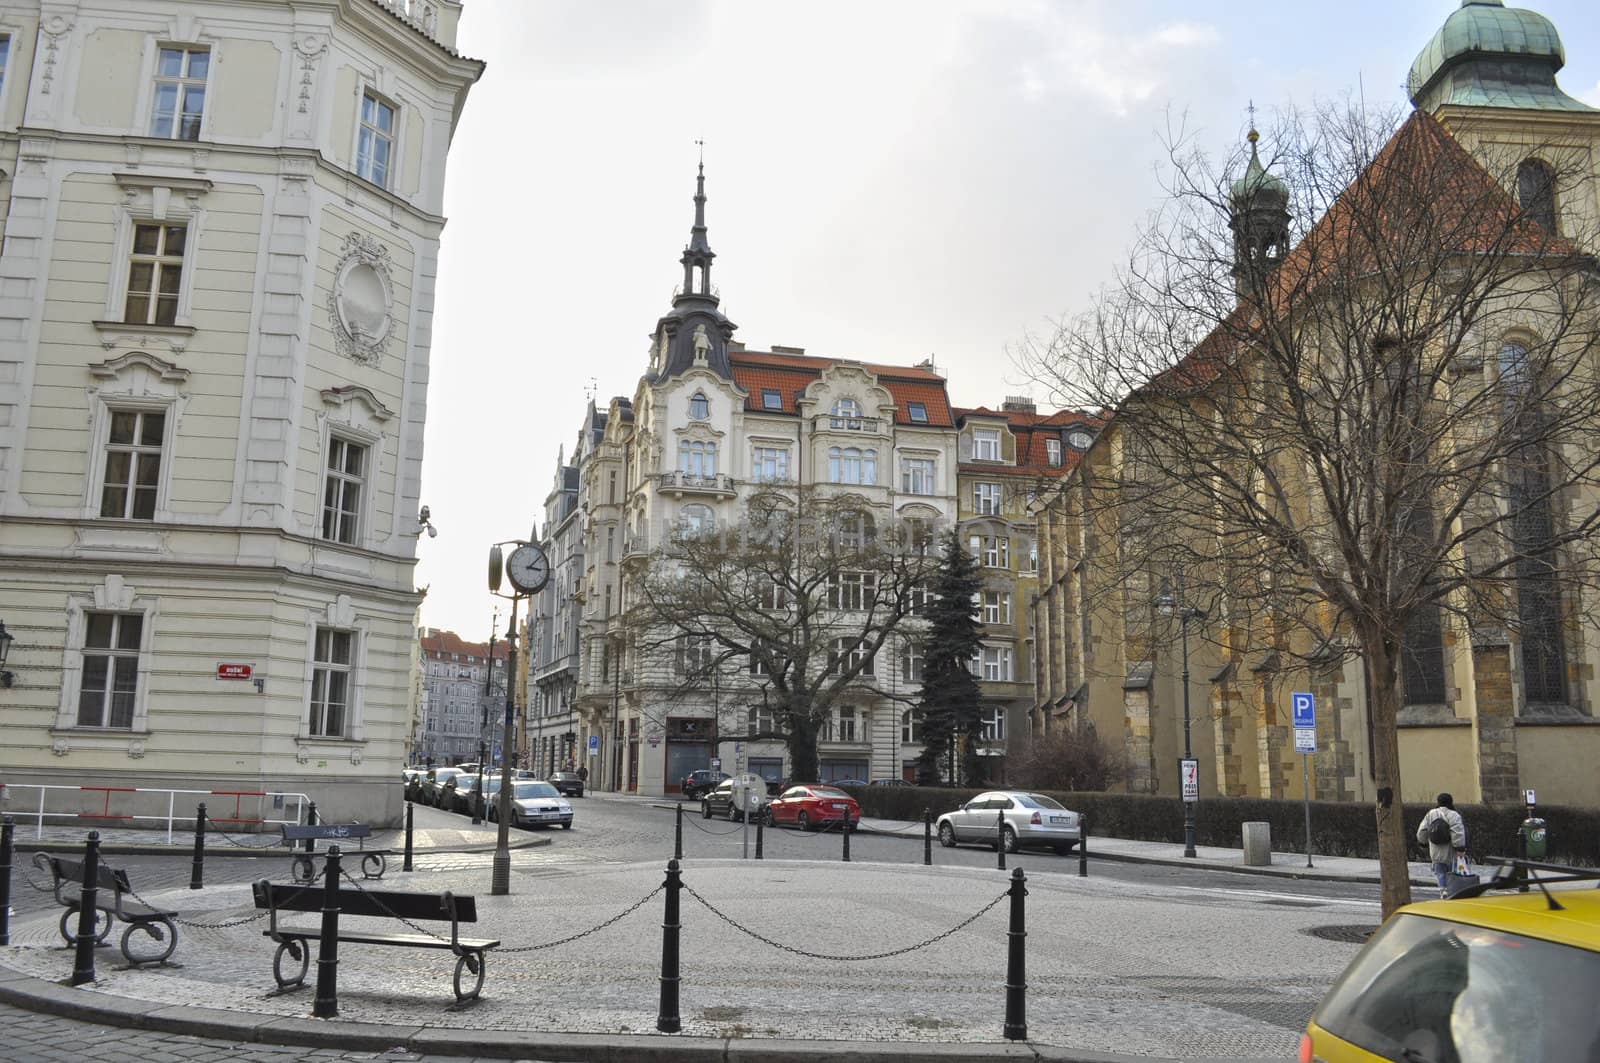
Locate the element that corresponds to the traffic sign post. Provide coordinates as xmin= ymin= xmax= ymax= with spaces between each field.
xmin=1291 ymin=692 xmax=1315 ymax=868
xmin=588 ymin=734 xmax=599 ymax=758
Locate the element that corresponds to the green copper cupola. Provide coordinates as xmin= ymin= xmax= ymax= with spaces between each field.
xmin=1408 ymin=0 xmax=1595 ymax=113
xmin=1229 ymin=128 xmax=1291 ymax=301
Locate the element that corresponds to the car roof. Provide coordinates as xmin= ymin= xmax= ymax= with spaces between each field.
xmin=1401 ymin=889 xmax=1600 ymax=952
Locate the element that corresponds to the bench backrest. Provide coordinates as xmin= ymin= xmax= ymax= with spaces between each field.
xmin=252 ymin=880 xmax=477 ymax=923
xmin=47 ymin=856 xmax=131 ymax=896
xmin=280 ymin=823 xmax=372 ymax=843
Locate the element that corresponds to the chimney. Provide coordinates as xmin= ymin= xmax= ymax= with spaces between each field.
xmin=1002 ymin=395 xmax=1037 ymax=414
xmin=771 ymin=345 xmax=806 ymax=355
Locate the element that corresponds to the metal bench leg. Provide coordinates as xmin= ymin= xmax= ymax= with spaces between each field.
xmin=291 ymin=855 xmax=317 ymax=884
xmin=361 ymin=852 xmax=386 ymax=879
xmin=272 ymin=940 xmax=310 ymax=989
xmin=58 ymin=906 xmax=112 ymax=948
xmin=120 ymin=917 xmax=178 ymax=966
xmin=453 ymin=950 xmax=485 ymax=1003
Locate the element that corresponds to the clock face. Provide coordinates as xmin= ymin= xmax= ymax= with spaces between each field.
xmin=506 ymin=544 xmax=550 ymax=594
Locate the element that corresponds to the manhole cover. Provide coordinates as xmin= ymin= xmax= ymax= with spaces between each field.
xmin=1305 ymin=924 xmax=1378 ymax=944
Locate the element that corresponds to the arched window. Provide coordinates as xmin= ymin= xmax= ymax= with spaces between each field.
xmin=831 ymin=398 xmax=860 ymax=420
xmin=679 ymin=504 xmax=714 ymax=534
xmin=678 ymin=440 xmax=717 ymax=479
xmin=1499 ymin=340 xmax=1566 ymax=705
xmin=688 ymin=392 xmax=709 ymax=420
xmin=1516 ymin=159 xmax=1557 ymax=233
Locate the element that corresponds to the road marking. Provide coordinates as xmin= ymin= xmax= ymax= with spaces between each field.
xmin=1172 ymin=885 xmax=1377 ymax=909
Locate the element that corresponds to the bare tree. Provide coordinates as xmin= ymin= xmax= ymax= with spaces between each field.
xmin=626 ymin=490 xmax=940 ymax=783
xmin=1019 ymin=102 xmax=1600 ymax=917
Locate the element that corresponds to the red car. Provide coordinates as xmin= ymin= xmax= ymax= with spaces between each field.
xmin=767 ymin=784 xmax=860 ymax=831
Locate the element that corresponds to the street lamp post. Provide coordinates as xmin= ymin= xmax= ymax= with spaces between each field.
xmin=487 ymin=539 xmax=549 ymax=896
xmin=1157 ymin=577 xmax=1204 ymax=859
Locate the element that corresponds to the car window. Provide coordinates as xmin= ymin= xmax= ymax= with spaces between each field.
xmin=811 ymin=786 xmax=849 ymax=799
xmin=512 ymin=782 xmax=560 ymax=799
xmin=1313 ymin=912 xmax=1599 ymax=1063
xmin=781 ymin=787 xmax=806 ymax=800
xmin=1019 ymin=794 xmax=1066 ymax=810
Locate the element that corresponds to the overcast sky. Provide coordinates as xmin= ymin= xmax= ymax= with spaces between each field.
xmin=414 ymin=0 xmax=1600 ymax=641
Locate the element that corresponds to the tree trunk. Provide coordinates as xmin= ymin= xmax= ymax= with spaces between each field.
xmin=787 ymin=709 xmax=819 ymax=784
xmin=1362 ymin=638 xmax=1415 ymax=920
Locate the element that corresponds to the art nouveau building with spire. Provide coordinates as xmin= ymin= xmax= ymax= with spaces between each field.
xmin=1033 ymin=0 xmax=1600 ymax=809
xmin=0 ymin=0 xmax=481 ymax=822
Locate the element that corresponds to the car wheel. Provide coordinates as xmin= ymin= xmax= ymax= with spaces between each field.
xmin=1055 ymin=842 xmax=1076 ymax=855
xmin=727 ymin=804 xmax=739 ymax=822
xmin=797 ymin=811 xmax=811 ymax=831
xmin=561 ymin=822 xmax=573 ymax=830
xmin=701 ymin=800 xmax=712 ymax=819
xmin=1001 ymin=826 xmax=1019 ymax=853
xmin=938 ymin=822 xmax=957 ymax=848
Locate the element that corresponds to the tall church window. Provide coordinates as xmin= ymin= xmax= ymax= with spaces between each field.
xmin=1516 ymin=159 xmax=1557 ymax=234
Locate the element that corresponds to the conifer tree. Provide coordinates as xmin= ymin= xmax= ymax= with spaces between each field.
xmin=915 ymin=531 xmax=984 ymax=785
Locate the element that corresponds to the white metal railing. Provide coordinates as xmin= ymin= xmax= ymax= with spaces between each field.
xmin=0 ymin=783 xmax=311 ymax=844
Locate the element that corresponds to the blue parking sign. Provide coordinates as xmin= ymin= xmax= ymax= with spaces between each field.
xmin=1291 ymin=692 xmax=1315 ymax=729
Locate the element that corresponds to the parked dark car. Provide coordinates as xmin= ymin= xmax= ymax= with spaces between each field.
xmin=548 ymin=771 xmax=585 ymax=798
xmin=441 ymin=772 xmax=495 ymax=815
xmin=420 ymin=766 xmax=465 ymax=807
xmin=681 ymin=769 xmax=730 ymax=800
xmin=701 ymin=775 xmax=771 ymax=822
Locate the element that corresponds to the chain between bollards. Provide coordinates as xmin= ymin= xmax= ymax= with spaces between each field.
xmin=190 ymin=802 xmax=206 ymax=890
xmin=313 ymin=845 xmax=342 ymax=1018
xmin=1003 ymin=866 xmax=1028 ymax=1041
xmin=657 ymin=858 xmax=682 ymax=1033
xmin=924 ymin=807 xmax=933 ymax=866
xmin=0 ymin=815 xmax=13 ymax=946
xmin=403 ymin=801 xmax=415 ymax=872
xmin=996 ymin=809 xmax=1007 ymax=871
xmin=71 ymin=831 xmax=101 ymax=986
xmin=1078 ymin=813 xmax=1089 ymax=878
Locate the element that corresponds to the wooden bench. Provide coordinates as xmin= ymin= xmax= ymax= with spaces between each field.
xmin=32 ymin=852 xmax=179 ymax=965
xmin=280 ymin=823 xmax=392 ymax=883
xmin=252 ymin=878 xmax=497 ymax=1004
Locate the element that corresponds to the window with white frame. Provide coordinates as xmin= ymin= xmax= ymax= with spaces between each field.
xmin=748 ymin=639 xmax=771 ymax=677
xmin=831 ymin=637 xmax=874 ymax=676
xmin=982 ymin=591 xmax=1012 ymax=625
xmin=972 ymin=428 xmax=1002 ymax=461
xmin=828 ymin=446 xmax=876 ymax=485
xmin=0 ymin=35 xmax=10 ymax=96
xmin=1046 ymin=438 xmax=1062 ymax=466
xmin=830 ymin=397 xmax=862 ymax=429
xmin=902 ymin=708 xmax=924 ymax=743
xmin=752 ymin=446 xmax=789 ymax=482
xmin=980 ymin=646 xmax=1013 ymax=682
xmin=356 ymin=90 xmax=397 ymax=187
xmin=679 ymin=503 xmax=714 ymax=534
xmin=900 ymin=642 xmax=924 ymax=682
xmin=980 ymin=705 xmax=1006 ymax=742
xmin=829 ymin=571 xmax=877 ymax=611
xmin=149 ymin=46 xmax=209 ymax=140
xmin=321 ymin=437 xmax=368 ymax=545
xmin=77 ymin=612 xmax=143 ymax=729
xmin=688 ymin=392 xmax=709 ymax=419
xmin=901 ymin=457 xmax=935 ymax=495
xmin=974 ymin=482 xmax=1002 ymax=515
xmin=970 ymin=534 xmax=1009 ymax=569
xmin=99 ymin=409 xmax=165 ymax=520
xmin=908 ymin=581 xmax=932 ymax=617
xmin=748 ymin=703 xmax=777 ymax=736
xmin=675 ymin=634 xmax=713 ymax=675
xmin=679 ymin=440 xmax=717 ymax=478
xmin=835 ymin=510 xmax=873 ymax=549
xmin=837 ymin=706 xmax=857 ymax=742
xmin=124 ymin=223 xmax=187 ymax=326
xmin=1025 ymin=537 xmax=1038 ymax=572
xmin=310 ymin=627 xmax=354 ymax=738
xmin=755 ymin=578 xmax=788 ymax=611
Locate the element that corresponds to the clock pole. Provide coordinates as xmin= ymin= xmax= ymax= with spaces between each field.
xmin=492 ymin=594 xmax=518 ymax=895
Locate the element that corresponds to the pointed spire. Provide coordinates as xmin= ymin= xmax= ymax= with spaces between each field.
xmin=678 ymin=143 xmax=717 ymax=303
xmin=688 ymin=139 xmax=712 ymax=255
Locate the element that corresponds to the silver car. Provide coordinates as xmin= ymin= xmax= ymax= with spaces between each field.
xmin=936 ymin=791 xmax=1082 ymax=854
xmin=489 ymin=780 xmax=573 ymax=830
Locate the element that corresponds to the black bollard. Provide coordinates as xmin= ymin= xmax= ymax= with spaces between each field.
xmin=657 ymin=858 xmax=682 ymax=1033
xmin=1078 ymin=813 xmax=1089 ymax=878
xmin=997 ymin=810 xmax=1007 ymax=871
xmin=312 ymin=845 xmax=342 ymax=1018
xmin=924 ymin=808 xmax=933 ymax=866
xmin=1517 ymin=827 xmax=1529 ymax=893
xmin=1003 ymin=867 xmax=1028 ymax=1040
xmin=71 ymin=832 xmax=102 ymax=986
xmin=674 ymin=802 xmax=683 ymax=861
xmin=304 ymin=802 xmax=318 ymax=856
xmin=842 ymin=815 xmax=851 ymax=862
xmin=0 ymin=815 xmax=13 ymax=946
xmin=190 ymin=802 xmax=206 ymax=890
xmin=755 ymin=813 xmax=764 ymax=860
xmin=403 ymin=801 xmax=415 ymax=873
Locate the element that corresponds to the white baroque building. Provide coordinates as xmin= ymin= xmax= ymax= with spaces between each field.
xmin=0 ymin=0 xmax=481 ymax=823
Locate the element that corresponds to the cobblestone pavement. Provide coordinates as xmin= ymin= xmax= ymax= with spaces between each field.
xmin=0 ymin=1001 xmax=578 ymax=1062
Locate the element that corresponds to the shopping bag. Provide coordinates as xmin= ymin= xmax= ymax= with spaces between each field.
xmin=1454 ymin=851 xmax=1473 ymax=876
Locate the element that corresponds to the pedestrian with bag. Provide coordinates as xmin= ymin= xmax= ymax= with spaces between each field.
xmin=1416 ymin=792 xmax=1468 ymax=898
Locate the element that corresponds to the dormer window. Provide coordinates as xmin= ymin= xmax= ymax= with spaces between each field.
xmin=972 ymin=428 xmax=1001 ymax=462
xmin=1068 ymin=430 xmax=1094 ymax=450
xmin=689 ymin=392 xmax=709 ymax=420
xmin=1046 ymin=438 xmax=1062 ymax=467
xmin=761 ymin=389 xmax=782 ymax=410
xmin=907 ymin=402 xmax=928 ymax=423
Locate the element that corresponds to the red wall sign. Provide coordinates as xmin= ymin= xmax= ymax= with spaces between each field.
xmin=217 ymin=663 xmax=254 ymax=681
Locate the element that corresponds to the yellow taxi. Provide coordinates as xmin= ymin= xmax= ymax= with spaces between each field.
xmin=1300 ymin=865 xmax=1600 ymax=1063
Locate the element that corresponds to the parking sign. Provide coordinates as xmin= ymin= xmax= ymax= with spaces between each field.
xmin=1291 ymin=692 xmax=1315 ymax=728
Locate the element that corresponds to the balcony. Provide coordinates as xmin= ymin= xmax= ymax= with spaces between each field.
xmin=657 ymin=470 xmax=737 ymax=498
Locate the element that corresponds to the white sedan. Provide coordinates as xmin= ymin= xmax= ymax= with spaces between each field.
xmin=936 ymin=791 xmax=1081 ymax=854
xmin=488 ymin=780 xmax=574 ymax=830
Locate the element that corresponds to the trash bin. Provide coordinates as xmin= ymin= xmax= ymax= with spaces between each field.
xmin=1242 ymin=821 xmax=1272 ymax=866
xmin=1519 ymin=816 xmax=1547 ymax=861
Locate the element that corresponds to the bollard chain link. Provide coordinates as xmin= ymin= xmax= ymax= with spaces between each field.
xmin=682 ymin=881 xmax=1009 ymax=962
xmin=122 ymin=881 xmax=270 ymax=930
xmin=498 ymin=884 xmax=664 ymax=953
xmin=682 ymin=815 xmax=751 ymax=837
xmin=203 ymin=815 xmax=284 ymax=850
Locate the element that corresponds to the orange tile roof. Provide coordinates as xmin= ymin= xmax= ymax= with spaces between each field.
xmin=952 ymin=405 xmax=1102 ymax=477
xmin=421 ymin=629 xmax=508 ymax=661
xmin=730 ymin=349 xmax=955 ymax=426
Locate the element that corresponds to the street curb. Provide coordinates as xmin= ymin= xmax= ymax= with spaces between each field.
xmin=0 ymin=964 xmax=1170 ymax=1063
xmin=11 ymin=837 xmax=552 ymax=858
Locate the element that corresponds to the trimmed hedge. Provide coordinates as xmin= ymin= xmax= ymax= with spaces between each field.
xmin=841 ymin=785 xmax=1599 ymax=868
